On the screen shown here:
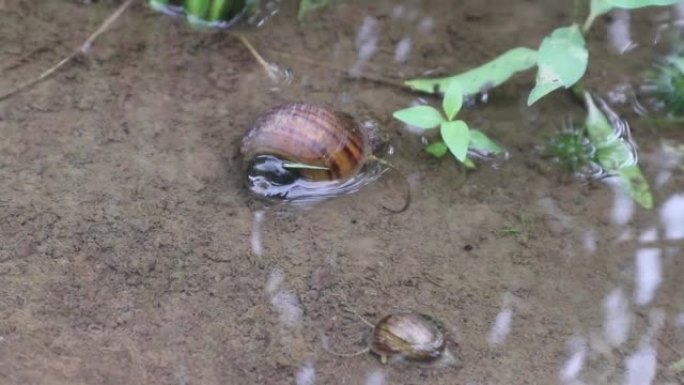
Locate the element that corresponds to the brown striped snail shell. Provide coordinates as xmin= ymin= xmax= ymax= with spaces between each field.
xmin=241 ymin=103 xmax=413 ymax=210
xmin=371 ymin=312 xmax=448 ymax=364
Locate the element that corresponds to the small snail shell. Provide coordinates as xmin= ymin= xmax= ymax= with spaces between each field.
xmin=371 ymin=312 xmax=447 ymax=364
xmin=241 ymin=103 xmax=370 ymax=183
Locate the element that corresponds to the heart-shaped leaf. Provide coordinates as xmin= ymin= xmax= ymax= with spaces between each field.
xmin=441 ymin=120 xmax=470 ymax=162
xmin=528 ymin=25 xmax=588 ymax=105
xmin=442 ymin=82 xmax=464 ymax=121
xmin=393 ymin=105 xmax=444 ymax=129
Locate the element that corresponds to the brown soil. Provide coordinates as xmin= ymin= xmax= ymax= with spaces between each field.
xmin=1 ymin=1 xmax=683 ymax=384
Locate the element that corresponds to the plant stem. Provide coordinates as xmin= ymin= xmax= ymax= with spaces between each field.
xmin=228 ymin=32 xmax=280 ymax=82
xmin=582 ymin=12 xmax=597 ymax=34
xmin=574 ymin=0 xmax=589 ymax=25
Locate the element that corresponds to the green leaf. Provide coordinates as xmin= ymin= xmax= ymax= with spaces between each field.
xmin=583 ymin=92 xmax=653 ymax=209
xmin=298 ymin=0 xmax=329 ymax=20
xmin=617 ymin=165 xmax=653 ymax=209
xmin=426 ymin=142 xmax=449 ymax=158
xmin=405 ymin=47 xmax=538 ymax=96
xmin=469 ymin=129 xmax=504 ymax=155
xmin=583 ymin=91 xmax=615 ymax=145
xmin=586 ymin=0 xmax=681 ymax=32
xmin=528 ymin=25 xmax=588 ymax=105
xmin=393 ymin=105 xmax=444 ymax=129
xmin=607 ymin=0 xmax=682 ymax=8
xmin=442 ymin=82 xmax=464 ymax=121
xmin=441 ymin=120 xmax=470 ymax=162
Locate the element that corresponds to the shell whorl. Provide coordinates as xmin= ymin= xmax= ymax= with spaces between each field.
xmin=240 ymin=103 xmax=369 ymax=181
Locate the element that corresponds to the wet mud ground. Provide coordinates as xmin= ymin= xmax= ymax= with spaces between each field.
xmin=1 ymin=0 xmax=684 ymax=384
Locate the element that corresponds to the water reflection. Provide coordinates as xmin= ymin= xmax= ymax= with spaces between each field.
xmin=607 ymin=9 xmax=637 ymax=54
xmin=559 ymin=336 xmax=587 ymax=385
xmin=660 ymin=193 xmax=684 ymax=239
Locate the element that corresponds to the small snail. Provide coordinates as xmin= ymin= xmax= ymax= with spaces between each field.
xmin=324 ymin=310 xmax=456 ymax=367
xmin=240 ymin=103 xmax=410 ymax=212
xmin=371 ymin=312 xmax=448 ymax=364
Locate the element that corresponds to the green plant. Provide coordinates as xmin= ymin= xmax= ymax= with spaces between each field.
xmin=399 ymin=0 xmax=675 ymax=208
xmin=546 ymin=125 xmax=598 ymax=173
xmin=392 ymin=82 xmax=503 ymax=167
xmin=643 ymin=55 xmax=684 ymax=117
xmin=147 ymin=0 xmax=252 ymax=27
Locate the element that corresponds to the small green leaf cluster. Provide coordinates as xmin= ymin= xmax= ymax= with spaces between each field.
xmin=393 ymin=83 xmax=503 ymax=167
xmin=643 ymin=56 xmax=684 ymax=117
xmin=405 ymin=0 xmax=681 ymax=107
xmin=583 ymin=92 xmax=653 ymax=209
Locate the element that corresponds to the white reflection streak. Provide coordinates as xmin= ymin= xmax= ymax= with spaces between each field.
xmin=351 ymin=17 xmax=379 ymax=76
xmin=560 ymin=336 xmax=587 ymax=385
xmin=582 ymin=231 xmax=597 ymax=254
xmin=603 ymin=288 xmax=631 ymax=347
xmin=624 ymin=344 xmax=657 ymax=385
xmin=660 ymin=194 xmax=684 ymax=240
xmin=365 ymin=370 xmax=386 ymax=385
xmin=634 ymin=248 xmax=662 ymax=306
xmin=607 ymin=9 xmax=637 ymax=54
xmin=271 ymin=290 xmax=302 ymax=328
xmin=488 ymin=297 xmax=513 ymax=345
xmin=250 ymin=210 xmax=265 ymax=257
xmin=295 ymin=361 xmax=315 ymax=385
xmin=266 ymin=268 xmax=303 ymax=329
xmin=610 ymin=183 xmax=635 ymax=226
xmin=394 ymin=36 xmax=412 ymax=63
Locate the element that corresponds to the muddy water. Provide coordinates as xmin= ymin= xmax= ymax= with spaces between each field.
xmin=1 ymin=1 xmax=684 ymax=384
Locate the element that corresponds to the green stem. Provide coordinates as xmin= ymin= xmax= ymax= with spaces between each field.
xmin=582 ymin=12 xmax=597 ymax=34
xmin=184 ymin=0 xmax=210 ymax=19
xmin=574 ymin=0 xmax=589 ymax=25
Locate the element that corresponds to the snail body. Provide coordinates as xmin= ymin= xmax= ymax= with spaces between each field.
xmin=241 ymin=103 xmax=370 ymax=183
xmin=241 ymin=103 xmax=409 ymax=210
xmin=371 ymin=312 xmax=448 ymax=365
xmin=323 ymin=310 xmax=455 ymax=366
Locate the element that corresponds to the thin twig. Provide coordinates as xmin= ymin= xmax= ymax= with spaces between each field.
xmin=227 ymin=32 xmax=280 ymax=82
xmin=0 ymin=0 xmax=136 ymax=103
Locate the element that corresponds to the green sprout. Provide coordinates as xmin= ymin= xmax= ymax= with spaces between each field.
xmin=546 ymin=125 xmax=598 ymax=173
xmin=392 ymin=82 xmax=503 ymax=168
xmin=147 ymin=0 xmax=250 ymax=27
xmin=643 ymin=56 xmax=684 ymax=117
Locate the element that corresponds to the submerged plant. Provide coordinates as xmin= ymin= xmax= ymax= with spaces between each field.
xmin=546 ymin=125 xmax=598 ymax=174
xmin=642 ymin=56 xmax=684 ymax=117
xmin=392 ymin=82 xmax=503 ymax=168
xmin=147 ymin=0 xmax=257 ymax=28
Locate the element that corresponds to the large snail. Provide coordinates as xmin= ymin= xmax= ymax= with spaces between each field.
xmin=324 ymin=310 xmax=457 ymax=367
xmin=240 ymin=103 xmax=410 ymax=212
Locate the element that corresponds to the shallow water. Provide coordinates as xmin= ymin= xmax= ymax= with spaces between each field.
xmin=1 ymin=1 xmax=683 ymax=384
